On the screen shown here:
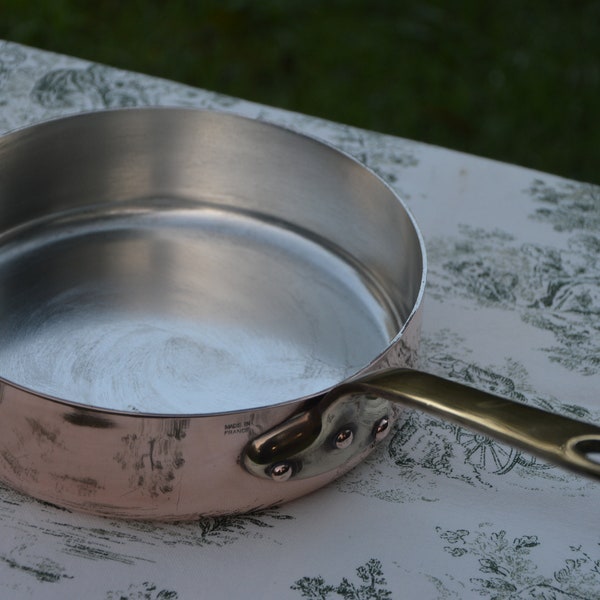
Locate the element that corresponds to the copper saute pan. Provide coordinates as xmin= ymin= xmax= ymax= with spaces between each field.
xmin=0 ymin=108 xmax=598 ymax=520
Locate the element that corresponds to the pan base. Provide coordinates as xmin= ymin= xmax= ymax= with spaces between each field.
xmin=0 ymin=199 xmax=400 ymax=413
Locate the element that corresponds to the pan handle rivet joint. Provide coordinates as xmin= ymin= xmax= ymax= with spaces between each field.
xmin=374 ymin=416 xmax=390 ymax=442
xmin=268 ymin=461 xmax=294 ymax=482
xmin=334 ymin=428 xmax=354 ymax=449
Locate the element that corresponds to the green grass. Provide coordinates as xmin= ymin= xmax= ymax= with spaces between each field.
xmin=2 ymin=0 xmax=599 ymax=184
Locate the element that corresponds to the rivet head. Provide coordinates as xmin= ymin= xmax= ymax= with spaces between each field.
xmin=374 ymin=416 xmax=390 ymax=442
xmin=334 ymin=428 xmax=354 ymax=449
xmin=268 ymin=461 xmax=294 ymax=482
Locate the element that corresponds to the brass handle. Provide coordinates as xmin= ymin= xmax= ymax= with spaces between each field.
xmin=244 ymin=368 xmax=600 ymax=482
xmin=330 ymin=369 xmax=600 ymax=480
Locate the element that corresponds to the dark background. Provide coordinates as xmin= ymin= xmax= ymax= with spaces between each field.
xmin=3 ymin=0 xmax=599 ymax=184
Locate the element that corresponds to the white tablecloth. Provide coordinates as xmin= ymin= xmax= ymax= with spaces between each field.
xmin=0 ymin=40 xmax=599 ymax=599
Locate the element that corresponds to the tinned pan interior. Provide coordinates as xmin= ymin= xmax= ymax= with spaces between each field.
xmin=0 ymin=108 xmax=425 ymax=412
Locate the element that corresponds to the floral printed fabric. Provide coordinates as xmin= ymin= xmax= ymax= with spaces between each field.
xmin=0 ymin=40 xmax=599 ymax=599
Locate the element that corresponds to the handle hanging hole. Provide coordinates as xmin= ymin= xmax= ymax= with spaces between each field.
xmin=571 ymin=437 xmax=600 ymax=466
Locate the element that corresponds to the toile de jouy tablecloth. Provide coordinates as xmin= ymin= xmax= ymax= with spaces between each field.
xmin=0 ymin=40 xmax=598 ymax=599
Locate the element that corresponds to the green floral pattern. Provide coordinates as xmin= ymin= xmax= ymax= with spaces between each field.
xmin=105 ymin=582 xmax=178 ymax=600
xmin=292 ymin=559 xmax=392 ymax=599
xmin=428 ymin=208 xmax=600 ymax=374
xmin=528 ymin=179 xmax=600 ymax=233
xmin=291 ymin=529 xmax=600 ymax=599
xmin=435 ymin=524 xmax=600 ymax=599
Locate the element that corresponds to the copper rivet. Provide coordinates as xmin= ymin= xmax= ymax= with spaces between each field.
xmin=269 ymin=461 xmax=294 ymax=482
xmin=334 ymin=428 xmax=354 ymax=449
xmin=374 ymin=416 xmax=390 ymax=442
